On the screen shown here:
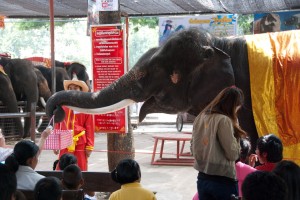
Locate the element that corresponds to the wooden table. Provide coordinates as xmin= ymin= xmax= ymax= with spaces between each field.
xmin=151 ymin=133 xmax=194 ymax=166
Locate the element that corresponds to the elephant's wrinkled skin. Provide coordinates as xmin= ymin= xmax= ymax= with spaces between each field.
xmin=46 ymin=28 xmax=257 ymax=146
xmin=0 ymin=58 xmax=38 ymax=137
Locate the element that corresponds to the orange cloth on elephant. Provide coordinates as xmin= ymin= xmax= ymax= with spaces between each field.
xmin=55 ymin=106 xmax=94 ymax=171
xmin=246 ymin=30 xmax=300 ymax=164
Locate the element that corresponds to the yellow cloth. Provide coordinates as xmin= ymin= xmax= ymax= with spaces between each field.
xmin=246 ymin=30 xmax=300 ymax=164
xmin=67 ymin=130 xmax=85 ymax=152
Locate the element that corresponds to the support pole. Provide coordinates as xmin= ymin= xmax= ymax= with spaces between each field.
xmin=49 ymin=0 xmax=56 ymax=94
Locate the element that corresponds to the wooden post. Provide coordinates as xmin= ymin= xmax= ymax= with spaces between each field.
xmin=98 ymin=9 xmax=135 ymax=171
xmin=30 ymin=102 xmax=36 ymax=142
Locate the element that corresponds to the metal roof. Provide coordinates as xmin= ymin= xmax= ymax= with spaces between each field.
xmin=0 ymin=0 xmax=300 ymax=18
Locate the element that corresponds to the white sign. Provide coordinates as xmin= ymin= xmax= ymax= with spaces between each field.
xmin=96 ymin=0 xmax=119 ymax=11
xmin=159 ymin=14 xmax=237 ymax=46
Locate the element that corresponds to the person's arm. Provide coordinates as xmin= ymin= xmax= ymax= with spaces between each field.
xmin=84 ymin=114 xmax=95 ymax=157
xmin=37 ymin=126 xmax=51 ymax=156
xmin=217 ymin=117 xmax=240 ymax=161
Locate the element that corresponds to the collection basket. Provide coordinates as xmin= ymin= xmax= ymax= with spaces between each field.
xmin=44 ymin=116 xmax=73 ymax=150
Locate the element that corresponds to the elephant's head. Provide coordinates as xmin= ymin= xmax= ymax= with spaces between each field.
xmin=65 ymin=62 xmax=91 ymax=92
xmin=46 ymin=28 xmax=235 ymax=122
xmin=34 ymin=68 xmax=51 ymax=108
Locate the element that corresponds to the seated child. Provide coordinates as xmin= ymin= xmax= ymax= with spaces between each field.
xmin=242 ymin=171 xmax=287 ymax=200
xmin=62 ymin=164 xmax=84 ymax=190
xmin=5 ymin=127 xmax=51 ymax=190
xmin=34 ymin=177 xmax=62 ymax=200
xmin=249 ymin=134 xmax=283 ymax=171
xmin=109 ymin=159 xmax=156 ymax=200
xmin=57 ymin=153 xmax=78 ymax=170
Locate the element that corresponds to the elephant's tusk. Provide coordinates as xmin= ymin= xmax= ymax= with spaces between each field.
xmin=67 ymin=99 xmax=136 ymax=114
xmin=40 ymin=97 xmax=46 ymax=108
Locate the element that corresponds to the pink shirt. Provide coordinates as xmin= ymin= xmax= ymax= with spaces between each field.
xmin=236 ymin=161 xmax=257 ymax=197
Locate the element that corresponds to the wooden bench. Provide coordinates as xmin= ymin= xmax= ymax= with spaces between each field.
xmin=20 ymin=189 xmax=84 ymax=200
xmin=151 ymin=133 xmax=194 ymax=166
xmin=36 ymin=171 xmax=121 ymax=192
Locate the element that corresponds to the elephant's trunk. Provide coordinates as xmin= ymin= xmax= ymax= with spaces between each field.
xmin=46 ymin=71 xmax=142 ymax=122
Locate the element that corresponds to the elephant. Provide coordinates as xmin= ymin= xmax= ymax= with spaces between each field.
xmin=34 ymin=68 xmax=52 ymax=108
xmin=46 ymin=28 xmax=254 ymax=140
xmin=63 ymin=62 xmax=91 ymax=91
xmin=34 ymin=65 xmax=70 ymax=131
xmin=0 ymin=58 xmax=39 ymax=137
xmin=35 ymin=65 xmax=70 ymax=92
xmin=46 ymin=28 xmax=299 ymax=156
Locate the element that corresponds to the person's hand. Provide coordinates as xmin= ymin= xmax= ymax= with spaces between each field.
xmin=41 ymin=126 xmax=52 ymax=139
xmin=249 ymin=154 xmax=258 ymax=167
xmin=85 ymin=149 xmax=92 ymax=158
xmin=53 ymin=150 xmax=59 ymax=155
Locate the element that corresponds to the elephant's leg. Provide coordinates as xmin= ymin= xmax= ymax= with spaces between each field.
xmin=0 ymin=75 xmax=24 ymax=137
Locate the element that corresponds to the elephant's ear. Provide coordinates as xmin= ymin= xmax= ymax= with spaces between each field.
xmin=202 ymin=46 xmax=230 ymax=60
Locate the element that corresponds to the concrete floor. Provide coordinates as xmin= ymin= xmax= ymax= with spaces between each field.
xmin=35 ymin=114 xmax=197 ymax=200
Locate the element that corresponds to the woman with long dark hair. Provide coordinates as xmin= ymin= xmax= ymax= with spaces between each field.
xmin=5 ymin=128 xmax=51 ymax=190
xmin=191 ymin=86 xmax=247 ymax=200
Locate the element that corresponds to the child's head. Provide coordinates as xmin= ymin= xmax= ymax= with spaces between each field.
xmin=240 ymin=137 xmax=251 ymax=164
xmin=5 ymin=140 xmax=39 ymax=172
xmin=242 ymin=171 xmax=287 ymax=200
xmin=59 ymin=153 xmax=77 ymax=170
xmin=256 ymin=134 xmax=283 ymax=163
xmin=62 ymin=164 xmax=83 ymax=190
xmin=34 ymin=177 xmax=62 ymax=200
xmin=111 ymin=159 xmax=141 ymax=184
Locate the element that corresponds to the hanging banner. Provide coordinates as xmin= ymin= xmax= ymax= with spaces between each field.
xmin=159 ymin=14 xmax=237 ymax=45
xmin=95 ymin=0 xmax=119 ymax=11
xmin=253 ymin=10 xmax=300 ymax=34
xmin=91 ymin=24 xmax=127 ymax=133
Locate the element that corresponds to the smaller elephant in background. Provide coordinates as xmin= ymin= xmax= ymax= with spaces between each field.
xmin=0 ymin=57 xmax=38 ymax=137
xmin=55 ymin=61 xmax=91 ymax=91
xmin=34 ymin=65 xmax=70 ymax=131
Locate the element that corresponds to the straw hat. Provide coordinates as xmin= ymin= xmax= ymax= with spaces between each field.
xmin=63 ymin=74 xmax=89 ymax=92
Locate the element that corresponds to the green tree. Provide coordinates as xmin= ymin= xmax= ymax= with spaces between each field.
xmin=14 ymin=18 xmax=70 ymax=30
xmin=129 ymin=17 xmax=158 ymax=32
xmin=237 ymin=14 xmax=254 ymax=35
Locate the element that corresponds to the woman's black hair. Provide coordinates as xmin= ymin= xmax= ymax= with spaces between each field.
xmin=111 ymin=159 xmax=141 ymax=185
xmin=59 ymin=153 xmax=78 ymax=170
xmin=5 ymin=140 xmax=39 ymax=173
xmin=0 ymin=163 xmax=17 ymax=200
xmin=256 ymin=134 xmax=283 ymax=163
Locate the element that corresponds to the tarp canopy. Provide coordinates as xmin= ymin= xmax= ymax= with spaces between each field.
xmin=0 ymin=0 xmax=300 ymax=18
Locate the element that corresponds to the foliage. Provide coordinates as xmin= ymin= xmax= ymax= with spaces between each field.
xmin=129 ymin=17 xmax=158 ymax=32
xmin=237 ymin=14 xmax=254 ymax=35
xmin=0 ymin=18 xmax=91 ymax=74
xmin=14 ymin=18 xmax=71 ymax=30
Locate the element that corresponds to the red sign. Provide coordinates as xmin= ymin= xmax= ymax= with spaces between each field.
xmin=91 ymin=25 xmax=127 ymax=133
